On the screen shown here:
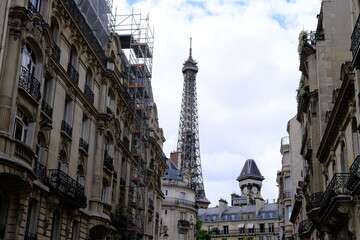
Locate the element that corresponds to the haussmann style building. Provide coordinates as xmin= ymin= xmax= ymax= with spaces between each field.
xmin=278 ymin=0 xmax=360 ymax=239
xmin=0 ymin=0 xmax=168 ymax=239
xmin=198 ymin=159 xmax=280 ymax=240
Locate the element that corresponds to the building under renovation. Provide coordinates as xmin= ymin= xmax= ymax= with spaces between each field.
xmin=0 ymin=0 xmax=167 ymax=239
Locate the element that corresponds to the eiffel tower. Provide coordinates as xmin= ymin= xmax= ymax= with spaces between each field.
xmin=177 ymin=39 xmax=210 ymax=209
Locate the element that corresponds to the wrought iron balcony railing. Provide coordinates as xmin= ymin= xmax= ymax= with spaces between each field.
xmin=348 ymin=155 xmax=360 ymax=194
xmin=67 ymin=63 xmax=79 ymax=85
xmin=34 ymin=161 xmax=48 ymax=184
xmin=211 ymin=228 xmax=279 ymax=236
xmin=47 ymin=169 xmax=86 ymax=207
xmin=84 ymin=85 xmax=94 ymax=104
xmin=61 ymin=120 xmax=72 ymax=138
xmin=351 ymin=13 xmax=360 ymax=67
xmin=178 ymin=220 xmax=190 ymax=228
xmin=41 ymin=100 xmax=53 ymax=119
xmin=19 ymin=66 xmax=41 ymax=101
xmin=306 ymin=191 xmax=323 ymax=213
xmin=24 ymin=231 xmax=37 ymax=240
xmin=79 ymin=138 xmax=89 ymax=153
xmin=319 ymin=173 xmax=350 ymax=218
xmin=163 ymin=181 xmax=193 ymax=189
xmin=104 ymin=151 xmax=114 ymax=171
xmin=298 ymin=219 xmax=313 ymax=236
xmin=162 ymin=197 xmax=196 ymax=209
xmin=52 ymin=44 xmax=61 ymax=62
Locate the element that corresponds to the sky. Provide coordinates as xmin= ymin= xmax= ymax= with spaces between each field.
xmin=114 ymin=0 xmax=321 ymax=207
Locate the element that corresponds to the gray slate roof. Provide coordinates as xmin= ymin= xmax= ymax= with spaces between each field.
xmin=237 ymin=159 xmax=265 ymax=181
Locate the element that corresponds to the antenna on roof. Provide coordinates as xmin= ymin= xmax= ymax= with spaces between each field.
xmin=190 ymin=37 xmax=192 ymax=57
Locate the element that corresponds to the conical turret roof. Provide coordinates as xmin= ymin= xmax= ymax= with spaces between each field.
xmin=237 ymin=159 xmax=265 ymax=181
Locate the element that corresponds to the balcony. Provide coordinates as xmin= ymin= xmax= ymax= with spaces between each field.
xmin=84 ymin=85 xmax=94 ymax=104
xmin=79 ymin=138 xmax=89 ymax=153
xmin=298 ymin=219 xmax=313 ymax=237
xmin=14 ymin=140 xmax=35 ymax=164
xmin=34 ymin=161 xmax=48 ymax=184
xmin=52 ymin=44 xmax=61 ymax=62
xmin=211 ymin=228 xmax=279 ymax=236
xmin=319 ymin=173 xmax=351 ymax=219
xmin=19 ymin=66 xmax=41 ymax=101
xmin=61 ymin=120 xmax=73 ymax=138
xmin=162 ymin=197 xmax=196 ymax=209
xmin=178 ymin=220 xmax=190 ymax=233
xmin=348 ymin=155 xmax=360 ymax=194
xmin=306 ymin=192 xmax=323 ymax=214
xmin=283 ymin=190 xmax=292 ymax=199
xmin=104 ymin=151 xmax=114 ymax=171
xmin=41 ymin=100 xmax=53 ymax=119
xmin=351 ymin=14 xmax=360 ymax=67
xmin=67 ymin=63 xmax=79 ymax=85
xmin=47 ymin=169 xmax=87 ymax=208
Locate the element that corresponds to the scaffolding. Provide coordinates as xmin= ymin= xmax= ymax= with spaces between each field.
xmin=114 ymin=12 xmax=154 ymax=240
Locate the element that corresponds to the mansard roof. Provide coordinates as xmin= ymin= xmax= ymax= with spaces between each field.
xmin=237 ymin=159 xmax=264 ymax=182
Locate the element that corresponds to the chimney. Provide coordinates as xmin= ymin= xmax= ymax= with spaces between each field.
xmin=170 ymin=150 xmax=181 ymax=169
xmin=218 ymin=199 xmax=228 ymax=216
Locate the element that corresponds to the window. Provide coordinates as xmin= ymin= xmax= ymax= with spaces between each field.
xmin=101 ymin=179 xmax=110 ymax=203
xmin=207 ymin=226 xmax=213 ymax=231
xmin=259 ymin=223 xmax=265 ymax=233
xmin=283 ymin=151 xmax=290 ymax=165
xmin=77 ymin=165 xmax=85 ymax=186
xmin=22 ymin=44 xmax=36 ymax=75
xmin=180 ymin=192 xmax=185 ymax=204
xmin=81 ymin=116 xmax=89 ymax=141
xmin=71 ymin=220 xmax=80 ymax=240
xmin=230 ymin=214 xmax=235 ymax=220
xmin=51 ymin=211 xmax=61 ymax=240
xmin=69 ymin=46 xmax=77 ymax=67
xmin=63 ymin=96 xmax=73 ymax=124
xmin=107 ymin=89 xmax=116 ymax=114
xmin=25 ymin=199 xmax=39 ymax=237
xmin=258 ymin=237 xmax=264 ymax=240
xmin=223 ymin=225 xmax=229 ymax=234
xmin=58 ymin=151 xmax=68 ymax=173
xmin=340 ymin=142 xmax=347 ymax=173
xmin=165 ymin=210 xmax=167 ymax=215
xmin=13 ymin=108 xmax=28 ymax=143
xmin=241 ymin=213 xmax=247 ymax=219
xmin=165 ymin=190 xmax=168 ymax=196
xmin=248 ymin=213 xmax=253 ymax=219
xmin=180 ymin=212 xmax=186 ymax=220
xmin=352 ymin=119 xmax=359 ymax=157
xmin=268 ymin=223 xmax=274 ymax=232
xmin=85 ymin=69 xmax=93 ymax=89
xmin=28 ymin=0 xmax=41 ymax=13
xmin=266 ymin=236 xmax=272 ymax=240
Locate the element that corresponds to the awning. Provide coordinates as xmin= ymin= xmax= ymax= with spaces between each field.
xmin=238 ymin=223 xmax=244 ymax=228
xmin=247 ymin=223 xmax=254 ymax=228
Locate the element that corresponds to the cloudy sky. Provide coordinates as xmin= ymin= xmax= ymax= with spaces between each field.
xmin=114 ymin=0 xmax=321 ymax=206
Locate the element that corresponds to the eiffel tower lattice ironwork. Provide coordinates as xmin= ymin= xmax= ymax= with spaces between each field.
xmin=177 ymin=39 xmax=210 ymax=209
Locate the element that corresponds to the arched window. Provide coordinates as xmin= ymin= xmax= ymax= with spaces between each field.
xmin=13 ymin=108 xmax=28 ymax=143
xmin=19 ymin=44 xmax=41 ymax=100
xmin=50 ymin=18 xmax=60 ymax=44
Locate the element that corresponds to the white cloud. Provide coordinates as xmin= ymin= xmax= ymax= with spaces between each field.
xmin=114 ymin=0 xmax=321 ymax=206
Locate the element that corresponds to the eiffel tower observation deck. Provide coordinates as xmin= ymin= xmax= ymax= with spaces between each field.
xmin=177 ymin=39 xmax=210 ymax=209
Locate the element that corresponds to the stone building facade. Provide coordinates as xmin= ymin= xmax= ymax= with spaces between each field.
xmin=198 ymin=159 xmax=280 ymax=240
xmin=285 ymin=0 xmax=360 ymax=239
xmin=161 ymin=151 xmax=197 ymax=240
xmin=0 ymin=0 xmax=167 ymax=239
